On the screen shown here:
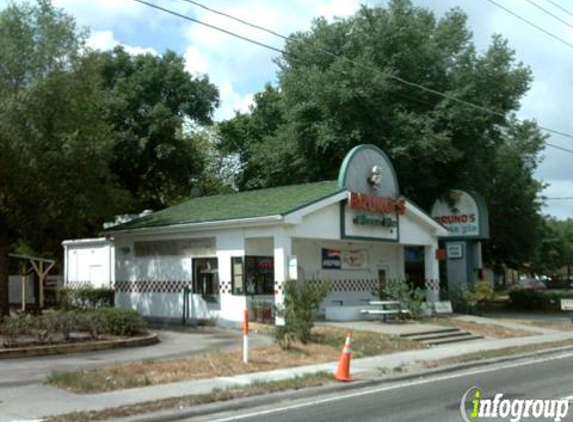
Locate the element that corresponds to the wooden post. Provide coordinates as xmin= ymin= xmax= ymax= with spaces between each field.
xmin=21 ymin=274 xmax=26 ymax=312
xmin=39 ymin=261 xmax=44 ymax=309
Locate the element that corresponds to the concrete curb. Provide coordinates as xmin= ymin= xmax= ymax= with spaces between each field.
xmin=112 ymin=343 xmax=573 ymax=422
xmin=0 ymin=333 xmax=159 ymax=359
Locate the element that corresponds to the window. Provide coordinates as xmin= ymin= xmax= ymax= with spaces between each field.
xmin=192 ymin=258 xmax=218 ymax=296
xmin=231 ymin=257 xmax=244 ymax=295
xmin=245 ymin=256 xmax=274 ymax=295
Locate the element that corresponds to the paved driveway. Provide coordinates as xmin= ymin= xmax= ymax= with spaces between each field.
xmin=0 ymin=326 xmax=273 ymax=387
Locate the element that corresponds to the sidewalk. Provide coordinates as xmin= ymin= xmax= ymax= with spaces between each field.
xmin=3 ymin=330 xmax=573 ymax=422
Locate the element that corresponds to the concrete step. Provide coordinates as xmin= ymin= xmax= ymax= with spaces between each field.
xmin=405 ymin=330 xmax=471 ymax=342
xmin=399 ymin=327 xmax=460 ymax=338
xmin=425 ymin=334 xmax=484 ymax=346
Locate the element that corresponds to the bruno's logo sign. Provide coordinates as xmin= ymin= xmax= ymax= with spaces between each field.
xmin=460 ymin=387 xmax=570 ymax=422
xmin=348 ymin=192 xmax=406 ymax=215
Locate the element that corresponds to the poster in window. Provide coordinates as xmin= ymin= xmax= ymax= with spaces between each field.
xmin=321 ymin=248 xmax=341 ymax=269
xmin=341 ymin=250 xmax=367 ymax=270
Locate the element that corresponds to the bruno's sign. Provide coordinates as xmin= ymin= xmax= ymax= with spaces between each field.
xmin=348 ymin=192 xmax=405 ymax=228
xmin=431 ymin=190 xmax=489 ymax=239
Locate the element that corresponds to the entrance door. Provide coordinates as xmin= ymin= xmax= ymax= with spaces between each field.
xmin=404 ymin=246 xmax=425 ymax=289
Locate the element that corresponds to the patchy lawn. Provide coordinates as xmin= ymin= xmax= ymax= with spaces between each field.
xmin=47 ymin=372 xmax=334 ymax=422
xmin=427 ymin=317 xmax=533 ymax=339
xmin=508 ymin=320 xmax=573 ymax=332
xmin=48 ymin=326 xmax=423 ymax=393
xmin=422 ymin=338 xmax=573 ymax=369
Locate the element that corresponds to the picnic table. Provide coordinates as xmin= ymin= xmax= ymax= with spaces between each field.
xmin=360 ymin=300 xmax=410 ymax=322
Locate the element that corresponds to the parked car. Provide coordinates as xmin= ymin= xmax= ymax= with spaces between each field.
xmin=516 ymin=278 xmax=547 ymax=290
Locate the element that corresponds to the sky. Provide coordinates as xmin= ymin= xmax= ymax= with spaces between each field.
xmin=2 ymin=0 xmax=572 ymax=219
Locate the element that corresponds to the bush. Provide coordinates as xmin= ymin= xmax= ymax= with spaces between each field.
xmin=0 ymin=308 xmax=147 ymax=347
xmin=275 ymin=279 xmax=330 ymax=347
xmin=97 ymin=308 xmax=147 ymax=336
xmin=384 ymin=280 xmax=426 ymax=319
xmin=509 ymin=289 xmax=573 ymax=311
xmin=57 ymin=287 xmax=114 ymax=310
xmin=1 ymin=315 xmax=35 ymax=347
xmin=450 ymin=280 xmax=495 ymax=314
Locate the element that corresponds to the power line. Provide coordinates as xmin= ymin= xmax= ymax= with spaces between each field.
xmin=131 ymin=0 xmax=284 ymax=54
xmin=545 ymin=142 xmax=573 ymax=154
xmin=131 ymin=0 xmax=573 ymax=155
xmin=546 ymin=0 xmax=573 ymax=20
xmin=481 ymin=0 xmax=573 ymax=50
xmin=545 ymin=197 xmax=573 ymax=200
xmin=525 ymin=0 xmax=573 ymax=29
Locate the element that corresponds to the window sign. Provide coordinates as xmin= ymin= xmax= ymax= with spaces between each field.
xmin=322 ymin=248 xmax=341 ymax=269
xmin=288 ymin=255 xmax=298 ymax=280
xmin=231 ymin=257 xmax=244 ymax=295
xmin=447 ymin=243 xmax=464 ymax=259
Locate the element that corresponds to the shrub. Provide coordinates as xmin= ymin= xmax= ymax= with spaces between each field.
xmin=509 ymin=289 xmax=573 ymax=311
xmin=1 ymin=315 xmax=35 ymax=347
xmin=384 ymin=280 xmax=426 ymax=319
xmin=57 ymin=287 xmax=114 ymax=310
xmin=472 ymin=280 xmax=495 ymax=304
xmin=97 ymin=308 xmax=147 ymax=336
xmin=0 ymin=308 xmax=146 ymax=347
xmin=450 ymin=280 xmax=495 ymax=314
xmin=276 ymin=279 xmax=331 ymax=347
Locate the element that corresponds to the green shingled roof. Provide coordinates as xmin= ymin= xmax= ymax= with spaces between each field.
xmin=109 ymin=180 xmax=344 ymax=231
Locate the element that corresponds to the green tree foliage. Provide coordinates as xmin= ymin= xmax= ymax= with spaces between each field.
xmin=93 ymin=47 xmax=220 ymax=210
xmin=482 ymin=120 xmax=546 ymax=268
xmin=219 ymin=0 xmax=545 ymax=269
xmin=532 ymin=218 xmax=573 ymax=281
xmin=0 ymin=0 xmax=123 ymax=315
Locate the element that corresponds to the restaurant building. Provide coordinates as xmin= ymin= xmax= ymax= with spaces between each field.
xmin=97 ymin=144 xmax=449 ymax=325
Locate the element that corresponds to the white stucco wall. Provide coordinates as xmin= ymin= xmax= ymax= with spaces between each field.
xmin=63 ymin=238 xmax=114 ymax=287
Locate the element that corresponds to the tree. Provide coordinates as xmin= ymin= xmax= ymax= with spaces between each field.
xmin=533 ymin=218 xmax=573 ymax=281
xmin=219 ymin=0 xmax=545 ymax=270
xmin=0 ymin=0 xmax=122 ymax=315
xmin=482 ymin=120 xmax=546 ymax=270
xmin=93 ymin=47 xmax=220 ymax=210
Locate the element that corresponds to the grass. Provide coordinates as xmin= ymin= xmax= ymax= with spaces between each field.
xmin=426 ymin=317 xmax=533 ymax=339
xmin=422 ymin=338 xmax=573 ymax=369
xmin=46 ymin=372 xmax=333 ymax=422
xmin=47 ymin=326 xmax=422 ymax=394
xmin=510 ymin=319 xmax=573 ymax=331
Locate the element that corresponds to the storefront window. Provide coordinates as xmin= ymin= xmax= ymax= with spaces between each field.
xmin=245 ymin=256 xmax=274 ymax=295
xmin=192 ymin=258 xmax=218 ymax=296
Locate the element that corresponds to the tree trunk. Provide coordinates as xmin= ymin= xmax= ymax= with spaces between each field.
xmin=0 ymin=238 xmax=9 ymax=317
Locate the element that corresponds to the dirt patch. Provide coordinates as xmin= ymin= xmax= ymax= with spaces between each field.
xmin=428 ymin=318 xmax=532 ymax=339
xmin=508 ymin=319 xmax=573 ymax=331
xmin=48 ymin=326 xmax=423 ymax=393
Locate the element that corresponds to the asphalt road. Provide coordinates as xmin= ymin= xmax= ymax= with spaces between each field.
xmin=186 ymin=352 xmax=573 ymax=422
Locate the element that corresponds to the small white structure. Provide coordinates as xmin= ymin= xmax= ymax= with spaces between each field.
xmin=62 ymin=238 xmax=115 ymax=288
xmin=101 ymin=144 xmax=448 ymax=326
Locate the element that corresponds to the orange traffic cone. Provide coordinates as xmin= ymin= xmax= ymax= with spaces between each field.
xmin=334 ymin=332 xmax=355 ymax=382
